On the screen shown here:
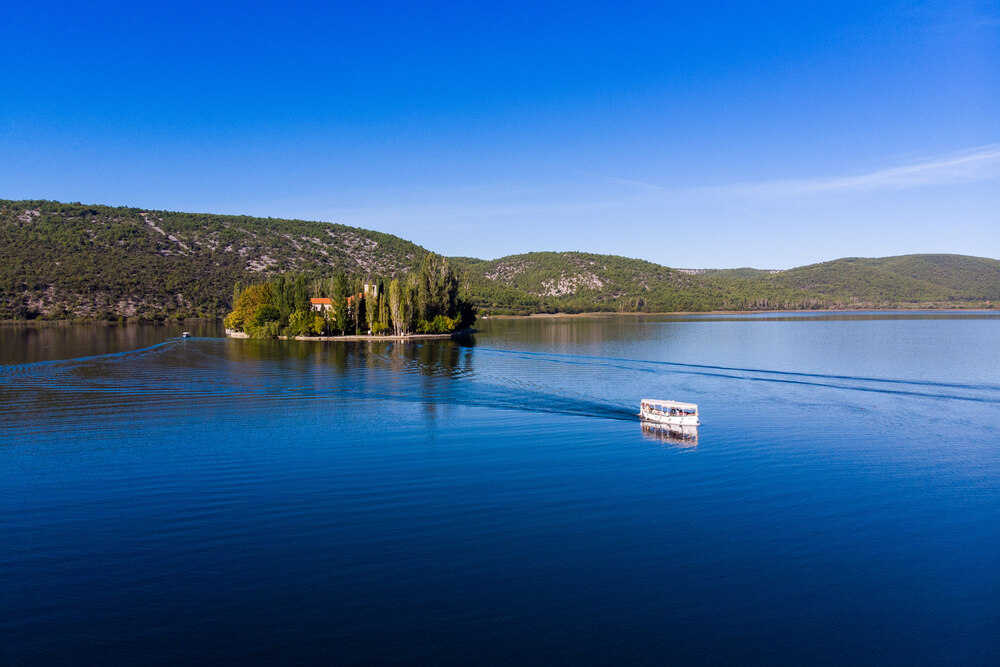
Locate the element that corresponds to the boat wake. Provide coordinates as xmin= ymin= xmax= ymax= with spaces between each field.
xmin=473 ymin=347 xmax=1000 ymax=405
xmin=1 ymin=338 xmax=997 ymax=443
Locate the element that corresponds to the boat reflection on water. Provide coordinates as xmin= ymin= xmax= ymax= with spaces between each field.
xmin=640 ymin=421 xmax=699 ymax=448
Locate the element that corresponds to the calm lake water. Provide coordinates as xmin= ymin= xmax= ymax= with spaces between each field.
xmin=2 ymin=313 xmax=999 ymax=663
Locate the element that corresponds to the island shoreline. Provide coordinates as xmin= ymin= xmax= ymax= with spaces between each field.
xmin=225 ymin=328 xmax=478 ymax=341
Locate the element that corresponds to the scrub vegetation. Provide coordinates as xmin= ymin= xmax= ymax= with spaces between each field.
xmin=454 ymin=252 xmax=1000 ymax=314
xmin=0 ymin=199 xmax=426 ymax=321
xmin=2 ymin=199 xmax=998 ymax=321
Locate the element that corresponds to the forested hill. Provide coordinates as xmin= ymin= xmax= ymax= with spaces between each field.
xmin=2 ymin=199 xmax=998 ymax=319
xmin=454 ymin=252 xmax=1000 ymax=313
xmin=0 ymin=200 xmax=428 ymax=319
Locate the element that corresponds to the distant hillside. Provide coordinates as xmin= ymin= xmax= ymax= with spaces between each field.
xmin=1 ymin=199 xmax=996 ymax=320
xmin=451 ymin=252 xmax=800 ymax=313
xmin=453 ymin=252 xmax=705 ymax=313
xmin=454 ymin=252 xmax=1000 ymax=314
xmin=0 ymin=200 xmax=427 ymax=319
xmin=773 ymin=255 xmax=1000 ymax=303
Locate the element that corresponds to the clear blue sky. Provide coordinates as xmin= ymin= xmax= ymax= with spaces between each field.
xmin=2 ymin=1 xmax=997 ymax=268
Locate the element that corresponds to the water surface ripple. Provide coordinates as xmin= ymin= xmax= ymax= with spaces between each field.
xmin=2 ymin=315 xmax=998 ymax=664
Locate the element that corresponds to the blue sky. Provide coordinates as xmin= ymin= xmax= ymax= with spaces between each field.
xmin=2 ymin=1 xmax=997 ymax=268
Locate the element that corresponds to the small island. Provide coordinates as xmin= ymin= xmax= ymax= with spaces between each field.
xmin=224 ymin=253 xmax=476 ymax=340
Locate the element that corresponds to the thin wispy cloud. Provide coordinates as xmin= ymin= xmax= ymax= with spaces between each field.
xmin=606 ymin=177 xmax=665 ymax=193
xmin=725 ymin=144 xmax=1000 ymax=198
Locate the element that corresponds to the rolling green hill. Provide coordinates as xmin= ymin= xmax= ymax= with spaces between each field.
xmin=1 ymin=199 xmax=996 ymax=320
xmin=455 ymin=252 xmax=1000 ymax=314
xmin=0 ymin=200 xmax=428 ymax=319
xmin=772 ymin=255 xmax=1000 ymax=302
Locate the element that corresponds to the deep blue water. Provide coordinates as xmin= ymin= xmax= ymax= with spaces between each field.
xmin=2 ymin=314 xmax=999 ymax=664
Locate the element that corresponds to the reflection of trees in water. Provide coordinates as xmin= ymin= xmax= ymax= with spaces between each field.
xmin=222 ymin=334 xmax=476 ymax=374
xmin=218 ymin=338 xmax=477 ymax=426
xmin=480 ymin=315 xmax=679 ymax=349
xmin=224 ymin=338 xmax=317 ymax=363
xmin=398 ymin=341 xmax=475 ymax=424
xmin=362 ymin=338 xmax=474 ymax=379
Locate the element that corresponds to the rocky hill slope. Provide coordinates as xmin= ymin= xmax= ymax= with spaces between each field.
xmin=454 ymin=252 xmax=1000 ymax=314
xmin=2 ymin=199 xmax=997 ymax=319
xmin=0 ymin=200 xmax=427 ymax=319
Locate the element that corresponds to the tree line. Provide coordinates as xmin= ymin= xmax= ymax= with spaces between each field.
xmin=224 ymin=253 xmax=476 ymax=338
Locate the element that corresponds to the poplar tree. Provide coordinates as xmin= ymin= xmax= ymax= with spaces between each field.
xmin=331 ymin=272 xmax=348 ymax=334
xmin=388 ymin=279 xmax=402 ymax=335
xmin=293 ymin=274 xmax=308 ymax=313
xmin=378 ymin=287 xmax=389 ymax=333
xmin=354 ymin=295 xmax=367 ymax=333
xmin=405 ymin=272 xmax=420 ymax=333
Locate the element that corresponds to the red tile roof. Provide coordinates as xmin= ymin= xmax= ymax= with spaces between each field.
xmin=310 ymin=298 xmax=333 ymax=305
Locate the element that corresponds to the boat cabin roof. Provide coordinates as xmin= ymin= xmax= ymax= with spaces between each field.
xmin=641 ymin=399 xmax=698 ymax=411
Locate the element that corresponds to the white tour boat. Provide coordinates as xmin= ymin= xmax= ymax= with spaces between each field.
xmin=639 ymin=399 xmax=700 ymax=426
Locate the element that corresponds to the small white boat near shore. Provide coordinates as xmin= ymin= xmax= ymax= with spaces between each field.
xmin=639 ymin=399 xmax=700 ymax=427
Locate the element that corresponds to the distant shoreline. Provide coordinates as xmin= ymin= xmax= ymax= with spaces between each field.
xmin=2 ymin=307 xmax=996 ymax=327
xmin=484 ymin=307 xmax=996 ymax=319
xmin=0 ymin=317 xmax=217 ymax=326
